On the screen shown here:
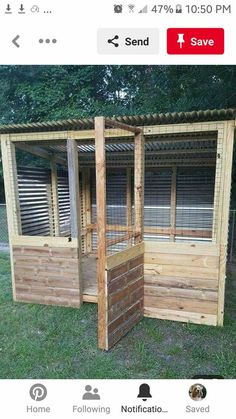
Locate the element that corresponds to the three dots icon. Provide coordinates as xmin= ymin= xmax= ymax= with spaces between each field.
xmin=39 ymin=39 xmax=57 ymax=44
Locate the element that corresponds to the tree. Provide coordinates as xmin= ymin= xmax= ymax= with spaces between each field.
xmin=0 ymin=65 xmax=235 ymax=202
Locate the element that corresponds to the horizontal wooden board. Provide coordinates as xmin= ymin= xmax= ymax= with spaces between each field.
xmin=12 ymin=235 xmax=78 ymax=248
xmin=15 ymin=283 xmax=80 ymax=298
xmin=144 ymin=307 xmax=217 ymax=326
xmin=144 ymin=253 xmax=218 ymax=269
xmin=83 ymin=294 xmax=98 ymax=303
xmin=145 ymin=241 xmax=220 ymax=257
xmin=14 ymin=275 xmax=79 ymax=288
xmin=15 ymin=293 xmax=81 ymax=307
xmin=106 ymin=242 xmax=144 ymax=270
xmin=15 ymin=267 xmax=79 ymax=279
xmin=144 ymin=275 xmax=218 ymax=291
xmin=13 ymin=247 xmax=78 ymax=258
xmin=144 ymin=284 xmax=217 ymax=301
xmin=144 ymin=295 xmax=217 ymax=315
xmin=144 ymin=264 xmax=218 ymax=280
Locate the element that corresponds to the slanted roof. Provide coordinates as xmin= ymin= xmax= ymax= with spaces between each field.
xmin=0 ymin=108 xmax=235 ymax=134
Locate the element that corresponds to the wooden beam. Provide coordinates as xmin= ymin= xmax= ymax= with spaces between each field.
xmin=84 ymin=168 xmax=92 ymax=253
xmin=15 ymin=143 xmax=67 ymax=167
xmin=134 ymin=131 xmax=144 ymax=243
xmin=217 ymin=122 xmax=235 ymax=325
xmin=46 ymin=183 xmax=54 ymax=236
xmin=67 ymin=137 xmax=83 ymax=306
xmin=170 ymin=167 xmax=177 ymax=241
xmin=8 ymin=121 xmax=225 ymax=143
xmin=51 ymin=157 xmax=60 ymax=236
xmin=11 ymin=235 xmax=78 ymax=247
xmin=105 ymin=118 xmax=141 ymax=134
xmin=95 ymin=116 xmax=107 ymax=350
xmin=1 ymin=135 xmax=24 ymax=303
xmin=106 ymin=242 xmax=144 ymax=270
xmin=126 ymin=168 xmax=132 ymax=246
xmin=86 ymin=223 xmax=212 ymax=238
xmin=1 ymin=137 xmax=22 ymax=236
xmin=78 ymin=148 xmax=216 ymax=160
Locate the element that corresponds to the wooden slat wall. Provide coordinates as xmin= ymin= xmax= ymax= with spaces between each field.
xmin=13 ymin=245 xmax=81 ymax=307
xmin=144 ymin=242 xmax=219 ymax=325
xmin=106 ymin=244 xmax=144 ymax=349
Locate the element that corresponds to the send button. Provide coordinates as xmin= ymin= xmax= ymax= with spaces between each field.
xmin=98 ymin=29 xmax=159 ymax=54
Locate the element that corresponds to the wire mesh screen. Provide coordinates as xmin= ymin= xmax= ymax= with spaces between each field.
xmin=104 ymin=120 xmax=137 ymax=255
xmin=175 ymin=167 xmax=215 ymax=241
xmin=78 ymin=142 xmax=96 ymax=254
xmin=143 ymin=131 xmax=218 ymax=243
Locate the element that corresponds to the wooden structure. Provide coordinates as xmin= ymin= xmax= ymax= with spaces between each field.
xmin=1 ymin=109 xmax=235 ymax=350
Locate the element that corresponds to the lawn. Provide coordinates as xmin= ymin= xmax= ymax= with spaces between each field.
xmin=0 ymin=205 xmax=8 ymax=244
xmin=0 ymin=252 xmax=236 ymax=379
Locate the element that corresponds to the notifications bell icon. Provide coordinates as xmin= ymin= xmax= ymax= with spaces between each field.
xmin=137 ymin=383 xmax=152 ymax=401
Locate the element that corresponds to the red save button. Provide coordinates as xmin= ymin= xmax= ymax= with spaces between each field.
xmin=167 ymin=28 xmax=224 ymax=54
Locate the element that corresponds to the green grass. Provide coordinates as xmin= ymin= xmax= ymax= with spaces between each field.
xmin=0 ymin=206 xmax=8 ymax=244
xmin=0 ymin=252 xmax=236 ymax=379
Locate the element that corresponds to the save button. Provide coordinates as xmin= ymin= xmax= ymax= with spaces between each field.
xmin=167 ymin=28 xmax=224 ymax=55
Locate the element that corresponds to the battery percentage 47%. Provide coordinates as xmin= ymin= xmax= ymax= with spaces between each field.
xmin=151 ymin=4 xmax=175 ymax=13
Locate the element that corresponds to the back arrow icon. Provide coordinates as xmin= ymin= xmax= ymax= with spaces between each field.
xmin=12 ymin=35 xmax=20 ymax=48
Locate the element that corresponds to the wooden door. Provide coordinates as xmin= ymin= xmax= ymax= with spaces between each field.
xmin=95 ymin=116 xmax=145 ymax=350
xmin=99 ymin=244 xmax=144 ymax=350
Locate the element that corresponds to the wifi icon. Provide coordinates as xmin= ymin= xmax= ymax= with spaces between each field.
xmin=139 ymin=5 xmax=148 ymax=13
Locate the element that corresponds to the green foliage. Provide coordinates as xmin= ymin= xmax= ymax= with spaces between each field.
xmin=0 ymin=65 xmax=236 ymax=202
xmin=0 ymin=65 xmax=235 ymax=124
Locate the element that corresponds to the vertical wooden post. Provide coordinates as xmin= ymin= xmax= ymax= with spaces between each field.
xmin=170 ymin=166 xmax=177 ymax=242
xmin=134 ymin=131 xmax=144 ymax=243
xmin=84 ymin=168 xmax=92 ymax=253
xmin=1 ymin=135 xmax=22 ymax=300
xmin=126 ymin=167 xmax=132 ymax=245
xmin=46 ymin=183 xmax=54 ymax=236
xmin=1 ymin=136 xmax=22 ymax=236
xmin=50 ymin=156 xmax=60 ymax=236
xmin=217 ymin=122 xmax=235 ymax=326
xmin=95 ymin=116 xmax=107 ymax=350
xmin=67 ymin=138 xmax=83 ymax=306
xmin=212 ymin=128 xmax=224 ymax=244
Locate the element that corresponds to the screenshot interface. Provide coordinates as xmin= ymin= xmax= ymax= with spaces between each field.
xmin=0 ymin=1 xmax=235 ymax=418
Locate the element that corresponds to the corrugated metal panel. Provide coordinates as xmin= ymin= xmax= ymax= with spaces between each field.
xmin=144 ymin=169 xmax=172 ymax=227
xmin=1 ymin=108 xmax=235 ymax=133
xmin=57 ymin=170 xmax=70 ymax=237
xmin=18 ymin=167 xmax=51 ymax=236
xmin=176 ymin=167 xmax=215 ymax=232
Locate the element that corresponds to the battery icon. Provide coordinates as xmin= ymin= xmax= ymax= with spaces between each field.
xmin=176 ymin=4 xmax=182 ymax=13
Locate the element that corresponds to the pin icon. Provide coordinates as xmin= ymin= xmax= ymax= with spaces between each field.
xmin=177 ymin=33 xmax=185 ymax=48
